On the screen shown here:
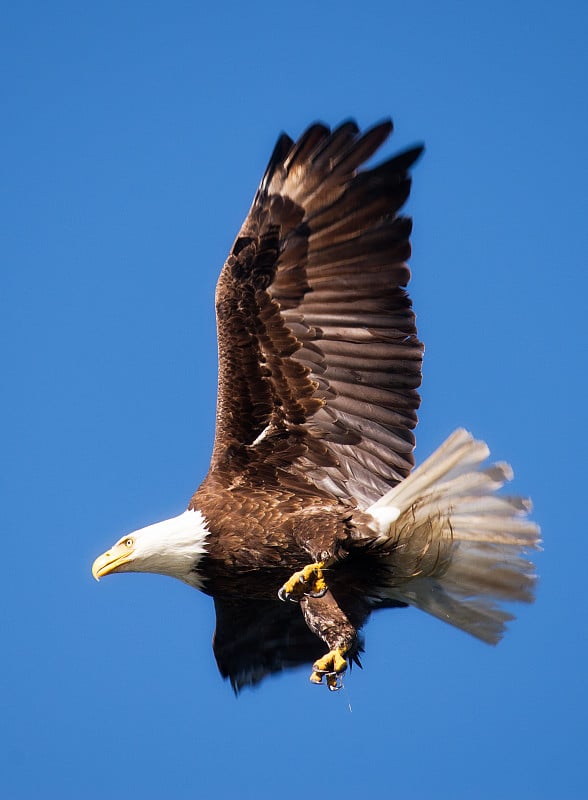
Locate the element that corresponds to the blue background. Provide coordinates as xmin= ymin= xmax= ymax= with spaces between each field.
xmin=2 ymin=2 xmax=586 ymax=798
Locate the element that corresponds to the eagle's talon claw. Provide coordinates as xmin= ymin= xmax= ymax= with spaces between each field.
xmin=277 ymin=561 xmax=327 ymax=602
xmin=309 ymin=647 xmax=348 ymax=689
xmin=326 ymin=672 xmax=343 ymax=691
xmin=307 ymin=586 xmax=328 ymax=598
xmin=277 ymin=586 xmax=300 ymax=603
xmin=309 ymin=670 xmax=344 ymax=691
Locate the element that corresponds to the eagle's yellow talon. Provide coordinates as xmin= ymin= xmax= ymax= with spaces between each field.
xmin=313 ymin=647 xmax=348 ymax=675
xmin=309 ymin=647 xmax=348 ymax=690
xmin=278 ymin=561 xmax=327 ymax=602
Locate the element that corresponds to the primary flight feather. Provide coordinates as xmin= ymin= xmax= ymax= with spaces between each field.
xmin=92 ymin=119 xmax=540 ymax=692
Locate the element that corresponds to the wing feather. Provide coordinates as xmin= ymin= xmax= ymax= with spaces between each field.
xmin=213 ymin=597 xmax=326 ymax=692
xmin=207 ymin=120 xmax=424 ymax=506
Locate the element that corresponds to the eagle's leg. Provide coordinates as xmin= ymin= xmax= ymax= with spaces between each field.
xmin=300 ymin=592 xmax=358 ymax=692
xmin=277 ymin=561 xmax=327 ymax=602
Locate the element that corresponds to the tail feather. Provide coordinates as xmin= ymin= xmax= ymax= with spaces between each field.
xmin=386 ymin=578 xmax=516 ymax=644
xmin=365 ymin=429 xmax=540 ymax=644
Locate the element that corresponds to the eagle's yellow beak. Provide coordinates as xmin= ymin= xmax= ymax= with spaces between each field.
xmin=92 ymin=542 xmax=135 ymax=581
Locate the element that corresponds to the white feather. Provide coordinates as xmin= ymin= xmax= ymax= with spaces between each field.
xmin=126 ymin=509 xmax=210 ymax=588
xmin=365 ymin=429 xmax=541 ymax=644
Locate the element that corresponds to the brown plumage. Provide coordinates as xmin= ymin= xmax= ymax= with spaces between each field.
xmin=92 ymin=119 xmax=540 ymax=693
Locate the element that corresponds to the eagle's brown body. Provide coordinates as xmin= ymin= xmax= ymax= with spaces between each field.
xmin=194 ymin=481 xmax=353 ymax=594
xmin=92 ymin=119 xmax=539 ymax=692
xmin=192 ymin=477 xmax=386 ymax=679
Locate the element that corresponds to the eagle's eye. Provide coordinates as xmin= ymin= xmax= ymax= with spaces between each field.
xmin=125 ymin=538 xmax=134 ymax=548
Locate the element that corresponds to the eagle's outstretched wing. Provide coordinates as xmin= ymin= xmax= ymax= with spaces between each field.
xmin=212 ymin=584 xmax=409 ymax=692
xmin=212 ymin=596 xmax=327 ymax=692
xmin=207 ymin=121 xmax=423 ymax=507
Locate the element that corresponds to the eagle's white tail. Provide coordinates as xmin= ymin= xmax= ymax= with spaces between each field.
xmin=365 ymin=429 xmax=541 ymax=644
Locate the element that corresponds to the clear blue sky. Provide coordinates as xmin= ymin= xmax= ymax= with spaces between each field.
xmin=2 ymin=1 xmax=587 ymax=798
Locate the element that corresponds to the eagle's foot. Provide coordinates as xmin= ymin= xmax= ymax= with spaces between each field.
xmin=278 ymin=561 xmax=327 ymax=602
xmin=309 ymin=648 xmax=348 ymax=691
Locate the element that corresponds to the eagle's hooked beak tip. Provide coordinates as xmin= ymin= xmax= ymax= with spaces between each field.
xmin=92 ymin=550 xmax=113 ymax=582
xmin=91 ymin=555 xmax=105 ymax=582
xmin=92 ymin=545 xmax=134 ymax=582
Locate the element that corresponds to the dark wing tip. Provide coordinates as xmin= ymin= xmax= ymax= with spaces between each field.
xmin=367 ymin=117 xmax=394 ymax=139
xmin=260 ymin=132 xmax=294 ymax=193
xmin=393 ymin=143 xmax=426 ymax=170
xmin=259 ymin=119 xmax=418 ymax=199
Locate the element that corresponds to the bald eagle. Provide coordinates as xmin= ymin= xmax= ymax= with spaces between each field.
xmin=92 ymin=119 xmax=540 ymax=692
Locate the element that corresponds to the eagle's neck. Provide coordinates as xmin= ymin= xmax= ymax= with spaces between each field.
xmin=130 ymin=509 xmax=210 ymax=589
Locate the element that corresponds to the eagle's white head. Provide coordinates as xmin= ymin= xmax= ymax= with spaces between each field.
xmin=92 ymin=509 xmax=210 ymax=589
